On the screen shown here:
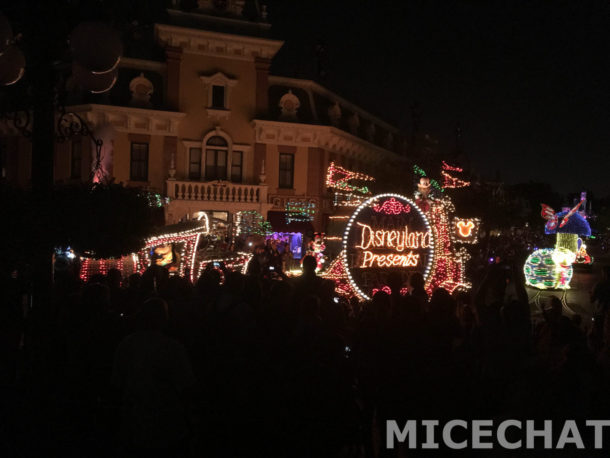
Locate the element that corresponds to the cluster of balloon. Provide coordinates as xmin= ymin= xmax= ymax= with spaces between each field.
xmin=0 ymin=12 xmax=25 ymax=86
xmin=70 ymin=22 xmax=122 ymax=94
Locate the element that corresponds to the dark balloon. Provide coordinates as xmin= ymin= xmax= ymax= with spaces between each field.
xmin=70 ymin=21 xmax=122 ymax=74
xmin=72 ymin=62 xmax=117 ymax=93
xmin=0 ymin=45 xmax=25 ymax=86
xmin=0 ymin=12 xmax=12 ymax=56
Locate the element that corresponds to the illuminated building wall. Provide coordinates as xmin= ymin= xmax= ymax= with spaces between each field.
xmin=0 ymin=4 xmax=408 ymax=238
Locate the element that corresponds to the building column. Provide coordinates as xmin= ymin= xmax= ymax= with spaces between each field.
xmin=165 ymin=46 xmax=183 ymax=111
xmin=255 ymin=57 xmax=272 ymax=117
xmin=163 ymin=134 xmax=178 ymax=187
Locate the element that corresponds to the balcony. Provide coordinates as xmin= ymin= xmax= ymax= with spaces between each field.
xmin=165 ymin=179 xmax=273 ymax=223
xmin=167 ymin=179 xmax=268 ymax=204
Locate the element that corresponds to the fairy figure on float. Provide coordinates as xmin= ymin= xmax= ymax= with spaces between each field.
xmin=524 ymin=200 xmax=591 ymax=289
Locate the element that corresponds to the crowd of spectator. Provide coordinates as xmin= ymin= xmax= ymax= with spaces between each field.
xmin=1 ymin=253 xmax=610 ymax=457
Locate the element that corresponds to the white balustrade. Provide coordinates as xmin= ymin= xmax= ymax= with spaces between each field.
xmin=167 ymin=180 xmax=268 ymax=204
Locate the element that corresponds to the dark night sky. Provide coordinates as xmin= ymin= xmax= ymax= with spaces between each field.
xmin=266 ymin=0 xmax=610 ymax=196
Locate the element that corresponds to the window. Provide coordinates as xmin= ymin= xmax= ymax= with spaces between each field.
xmin=205 ymin=136 xmax=228 ymax=181
xmin=70 ymin=140 xmax=82 ymax=179
xmin=279 ymin=153 xmax=294 ymax=189
xmin=231 ymin=150 xmax=242 ymax=183
xmin=130 ymin=142 xmax=149 ymax=181
xmin=211 ymin=85 xmax=225 ymax=108
xmin=200 ymin=72 xmax=237 ymax=120
xmin=188 ymin=147 xmax=202 ymax=179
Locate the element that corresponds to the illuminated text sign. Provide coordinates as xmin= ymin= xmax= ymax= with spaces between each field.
xmin=343 ymin=194 xmax=434 ymax=300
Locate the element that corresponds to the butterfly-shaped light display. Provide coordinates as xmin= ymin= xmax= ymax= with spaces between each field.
xmin=540 ymin=200 xmax=584 ymax=232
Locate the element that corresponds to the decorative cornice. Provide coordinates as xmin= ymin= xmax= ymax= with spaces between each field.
xmin=166 ymin=9 xmax=272 ymax=32
xmin=67 ymin=104 xmax=186 ymax=135
xmin=181 ymin=138 xmax=252 ymax=152
xmin=205 ymin=108 xmax=231 ymax=120
xmin=120 ymin=57 xmax=166 ymax=74
xmin=155 ymin=23 xmax=284 ymax=62
xmin=199 ymin=71 xmax=238 ymax=86
xmin=253 ymin=120 xmax=322 ymax=147
xmin=268 ymin=194 xmax=320 ymax=210
xmin=252 ymin=119 xmax=405 ymax=164
xmin=181 ymin=139 xmax=201 ymax=149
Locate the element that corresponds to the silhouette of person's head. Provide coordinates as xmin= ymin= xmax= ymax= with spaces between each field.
xmin=372 ymin=291 xmax=391 ymax=319
xmin=141 ymin=265 xmax=169 ymax=296
xmin=602 ymin=265 xmax=610 ymax=281
xmin=545 ymin=296 xmax=563 ymax=322
xmin=430 ymin=288 xmax=455 ymax=316
xmin=136 ymin=297 xmax=168 ymax=331
xmin=196 ymin=269 xmax=221 ymax=299
xmin=247 ymin=256 xmax=262 ymax=276
xmin=410 ymin=272 xmax=425 ymax=289
xmin=460 ymin=304 xmax=476 ymax=328
xmin=165 ymin=275 xmax=191 ymax=301
xmin=302 ymin=255 xmax=317 ymax=276
xmin=128 ymin=273 xmax=141 ymax=289
xmin=387 ymin=271 xmax=403 ymax=295
xmin=106 ymin=268 xmax=122 ymax=289
xmin=224 ymin=271 xmax=245 ymax=294
xmin=81 ymin=282 xmax=110 ymax=317
xmin=89 ymin=273 xmax=106 ymax=285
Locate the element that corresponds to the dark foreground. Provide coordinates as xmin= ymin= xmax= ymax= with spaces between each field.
xmin=2 ymin=257 xmax=610 ymax=458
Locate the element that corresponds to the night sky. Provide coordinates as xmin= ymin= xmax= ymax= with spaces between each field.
xmin=267 ymin=0 xmax=610 ymax=196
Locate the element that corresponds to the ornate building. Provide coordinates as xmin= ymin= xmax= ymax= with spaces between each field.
xmin=1 ymin=0 xmax=408 ymax=236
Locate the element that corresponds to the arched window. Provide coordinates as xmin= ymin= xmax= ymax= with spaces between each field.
xmin=205 ymin=136 xmax=228 ymax=181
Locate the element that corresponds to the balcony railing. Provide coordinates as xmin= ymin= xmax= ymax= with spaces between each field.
xmin=167 ymin=179 xmax=267 ymax=204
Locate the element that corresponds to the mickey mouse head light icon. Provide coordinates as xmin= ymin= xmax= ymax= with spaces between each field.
xmin=457 ymin=220 xmax=475 ymax=237
xmin=453 ymin=218 xmax=480 ymax=244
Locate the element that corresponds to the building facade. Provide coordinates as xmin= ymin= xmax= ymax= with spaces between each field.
xmin=1 ymin=1 xmax=408 ymax=239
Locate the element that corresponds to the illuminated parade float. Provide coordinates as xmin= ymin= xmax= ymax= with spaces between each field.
xmin=78 ymin=215 xmax=252 ymax=283
xmin=524 ymin=201 xmax=592 ymax=290
xmin=76 ymin=159 xmax=479 ymax=298
xmin=322 ymin=162 xmax=479 ymax=299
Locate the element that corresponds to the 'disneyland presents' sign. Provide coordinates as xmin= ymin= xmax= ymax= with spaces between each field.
xmin=342 ymin=193 xmax=434 ymax=300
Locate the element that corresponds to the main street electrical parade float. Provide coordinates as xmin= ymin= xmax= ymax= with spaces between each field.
xmin=77 ymin=213 xmax=252 ymax=283
xmin=322 ymin=161 xmax=480 ymax=299
xmin=75 ymin=161 xmax=479 ymax=298
xmin=523 ymin=201 xmax=592 ymax=290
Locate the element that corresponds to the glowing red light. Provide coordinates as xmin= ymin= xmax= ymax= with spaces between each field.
xmin=372 ymin=198 xmax=411 ymax=215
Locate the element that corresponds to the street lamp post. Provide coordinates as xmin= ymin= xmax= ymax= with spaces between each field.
xmin=1 ymin=3 xmax=123 ymax=306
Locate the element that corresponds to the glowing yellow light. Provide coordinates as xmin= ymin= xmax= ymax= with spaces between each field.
xmin=456 ymin=220 xmax=475 ymax=237
xmin=355 ymin=222 xmax=431 ymax=251
xmin=360 ymin=251 xmax=420 ymax=268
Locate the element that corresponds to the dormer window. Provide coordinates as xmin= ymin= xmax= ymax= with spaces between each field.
xmin=200 ymin=72 xmax=237 ymax=120
xmin=129 ymin=73 xmax=154 ymax=108
xmin=279 ymin=90 xmax=300 ymax=121
xmin=328 ymin=102 xmax=342 ymax=126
